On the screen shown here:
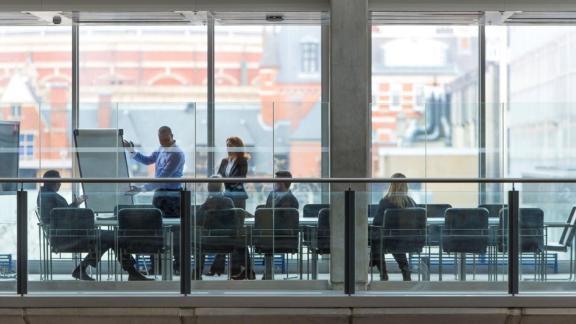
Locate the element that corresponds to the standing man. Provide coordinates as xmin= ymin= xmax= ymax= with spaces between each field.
xmin=123 ymin=126 xmax=185 ymax=273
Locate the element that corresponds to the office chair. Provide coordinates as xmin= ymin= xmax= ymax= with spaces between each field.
xmin=442 ymin=208 xmax=489 ymax=281
xmin=198 ymin=208 xmax=245 ymax=279
xmin=373 ymin=207 xmax=426 ymax=281
xmin=117 ymin=208 xmax=165 ymax=280
xmin=253 ymin=208 xmax=299 ymax=280
xmin=49 ymin=208 xmax=99 ymax=280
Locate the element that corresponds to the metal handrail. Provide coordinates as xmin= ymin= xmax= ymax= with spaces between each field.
xmin=7 ymin=177 xmax=576 ymax=184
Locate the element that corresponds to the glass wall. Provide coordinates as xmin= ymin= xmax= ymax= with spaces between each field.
xmin=3 ymin=10 xmax=576 ymax=296
xmin=190 ymin=180 xmax=335 ymax=285
xmin=191 ymin=22 xmax=328 ymax=286
xmin=0 ymin=26 xmax=71 ymax=290
xmin=486 ymin=24 xmax=576 ymax=292
xmin=7 ymin=15 xmax=330 ymax=292
xmin=369 ymin=23 xmax=490 ymax=291
xmin=367 ymin=17 xmax=576 ymax=293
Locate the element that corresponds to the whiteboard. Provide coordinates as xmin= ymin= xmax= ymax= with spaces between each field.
xmin=0 ymin=121 xmax=19 ymax=191
xmin=74 ymin=129 xmax=132 ymax=213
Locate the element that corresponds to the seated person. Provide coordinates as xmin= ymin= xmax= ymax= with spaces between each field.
xmin=265 ymin=171 xmax=299 ymax=209
xmin=37 ymin=170 xmax=151 ymax=281
xmin=195 ymin=176 xmax=254 ymax=280
xmin=196 ymin=177 xmax=234 ymax=278
xmin=370 ymin=172 xmax=414 ymax=281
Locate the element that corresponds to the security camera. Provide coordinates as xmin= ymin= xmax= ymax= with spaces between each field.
xmin=52 ymin=15 xmax=62 ymax=25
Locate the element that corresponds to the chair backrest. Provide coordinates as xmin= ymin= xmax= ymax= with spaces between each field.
xmin=381 ymin=207 xmax=426 ymax=253
xmin=559 ymin=207 xmax=576 ymax=247
xmin=200 ymin=208 xmax=245 ymax=252
xmin=303 ymin=204 xmax=329 ymax=218
xmin=118 ymin=208 xmax=163 ymax=253
xmin=317 ymin=208 xmax=330 ymax=254
xmin=114 ymin=204 xmax=154 ymax=216
xmin=368 ymin=204 xmax=380 ymax=218
xmin=479 ymin=204 xmax=507 ymax=219
xmin=50 ymin=207 xmax=95 ymax=231
xmin=443 ymin=208 xmax=489 ymax=254
xmin=254 ymin=208 xmax=299 ymax=253
xmin=499 ymin=207 xmax=544 ymax=253
xmin=416 ymin=204 xmax=452 ymax=218
xmin=203 ymin=208 xmax=243 ymax=233
xmin=49 ymin=208 xmax=96 ymax=253
xmin=519 ymin=208 xmax=544 ymax=252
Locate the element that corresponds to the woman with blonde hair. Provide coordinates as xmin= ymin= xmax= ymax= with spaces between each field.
xmin=370 ymin=173 xmax=415 ymax=281
xmin=217 ymin=136 xmax=249 ymax=209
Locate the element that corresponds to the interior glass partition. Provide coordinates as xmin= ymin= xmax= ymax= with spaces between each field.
xmin=516 ymin=185 xmax=574 ymax=292
xmin=74 ymin=37 xmax=204 ymax=290
xmin=33 ymin=180 xmax=184 ymax=293
xmin=0 ymin=191 xmax=16 ymax=293
xmin=363 ymin=182 xmax=510 ymax=294
xmin=189 ymin=179 xmax=337 ymax=290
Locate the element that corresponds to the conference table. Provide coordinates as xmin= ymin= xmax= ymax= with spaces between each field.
xmin=96 ymin=215 xmax=571 ymax=282
xmin=95 ymin=213 xmax=499 ymax=280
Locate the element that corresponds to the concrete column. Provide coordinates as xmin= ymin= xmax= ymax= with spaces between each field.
xmin=329 ymin=0 xmax=370 ymax=290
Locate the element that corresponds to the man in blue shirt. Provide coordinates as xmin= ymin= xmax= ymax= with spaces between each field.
xmin=124 ymin=126 xmax=185 ymax=213
xmin=123 ymin=126 xmax=185 ymax=273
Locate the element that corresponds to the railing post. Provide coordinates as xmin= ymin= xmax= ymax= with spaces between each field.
xmin=180 ymin=189 xmax=191 ymax=295
xmin=508 ymin=188 xmax=519 ymax=295
xmin=16 ymin=189 xmax=27 ymax=295
xmin=344 ymin=188 xmax=355 ymax=295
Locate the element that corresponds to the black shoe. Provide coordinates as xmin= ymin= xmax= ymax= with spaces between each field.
xmin=128 ymin=269 xmax=154 ymax=281
xmin=380 ymin=272 xmax=389 ymax=281
xmin=72 ymin=265 xmax=95 ymax=281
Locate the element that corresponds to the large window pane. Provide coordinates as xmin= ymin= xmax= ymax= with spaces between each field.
xmin=211 ymin=21 xmax=330 ymax=289
xmin=49 ymin=25 xmax=208 ymax=292
xmin=214 ymin=25 xmax=323 ymax=211
xmin=79 ymin=25 xmax=207 ymax=178
xmin=371 ymin=24 xmax=479 ymax=204
xmin=487 ymin=24 xmax=576 ymax=292
xmin=369 ymin=21 xmax=507 ymax=292
xmin=0 ymin=26 xmax=71 ymax=292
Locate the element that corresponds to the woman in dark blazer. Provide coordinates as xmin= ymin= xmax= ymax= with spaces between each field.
xmin=370 ymin=173 xmax=415 ymax=281
xmin=212 ymin=136 xmax=254 ymax=279
xmin=217 ymin=136 xmax=249 ymax=209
